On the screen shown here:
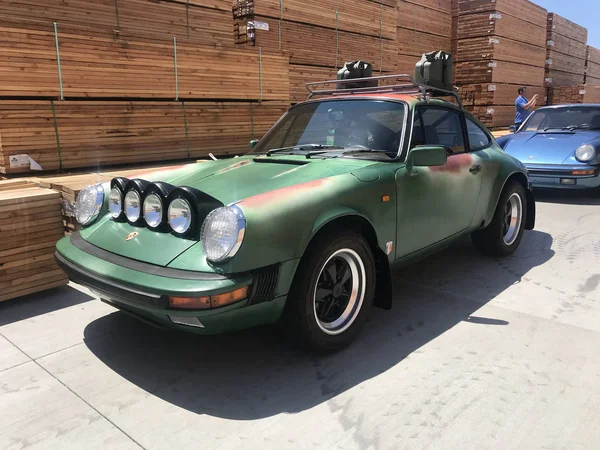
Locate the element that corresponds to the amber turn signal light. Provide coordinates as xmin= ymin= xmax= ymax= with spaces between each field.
xmin=169 ymin=285 xmax=249 ymax=310
xmin=571 ymin=169 xmax=595 ymax=176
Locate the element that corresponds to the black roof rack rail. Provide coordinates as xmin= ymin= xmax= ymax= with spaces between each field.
xmin=305 ymin=73 xmax=462 ymax=108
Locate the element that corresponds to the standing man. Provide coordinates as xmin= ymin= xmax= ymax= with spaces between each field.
xmin=514 ymin=87 xmax=538 ymax=131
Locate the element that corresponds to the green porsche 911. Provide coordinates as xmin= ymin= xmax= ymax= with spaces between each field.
xmin=55 ymin=58 xmax=536 ymax=353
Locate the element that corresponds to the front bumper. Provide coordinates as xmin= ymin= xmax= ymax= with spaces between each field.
xmin=526 ymin=164 xmax=600 ymax=190
xmin=55 ymin=233 xmax=295 ymax=334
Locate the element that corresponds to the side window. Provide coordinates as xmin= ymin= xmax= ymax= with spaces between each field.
xmin=411 ymin=107 xmax=466 ymax=154
xmin=466 ymin=117 xmax=491 ymax=151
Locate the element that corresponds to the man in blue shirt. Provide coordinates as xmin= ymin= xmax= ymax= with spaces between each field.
xmin=514 ymin=87 xmax=538 ymax=130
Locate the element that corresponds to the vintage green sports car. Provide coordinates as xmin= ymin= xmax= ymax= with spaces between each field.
xmin=55 ymin=69 xmax=536 ymax=353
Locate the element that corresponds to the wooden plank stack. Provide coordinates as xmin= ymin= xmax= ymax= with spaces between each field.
xmin=232 ymin=0 xmax=399 ymax=103
xmin=585 ymin=46 xmax=600 ymax=85
xmin=0 ymin=2 xmax=290 ymax=174
xmin=0 ymin=183 xmax=68 ymax=302
xmin=455 ymin=0 xmax=547 ymax=127
xmin=397 ymin=0 xmax=452 ymax=74
xmin=548 ymin=85 xmax=600 ymax=105
xmin=545 ymin=13 xmax=587 ymax=87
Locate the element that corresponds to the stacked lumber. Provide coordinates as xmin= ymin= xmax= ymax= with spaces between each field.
xmin=0 ymin=0 xmax=234 ymax=46
xmin=232 ymin=0 xmax=398 ymax=102
xmin=586 ymin=46 xmax=600 ymax=85
xmin=455 ymin=0 xmax=547 ymax=127
xmin=545 ymin=13 xmax=587 ymax=87
xmin=397 ymin=0 xmax=452 ymax=77
xmin=548 ymin=85 xmax=600 ymax=105
xmin=0 ymin=184 xmax=68 ymax=302
xmin=1 ymin=100 xmax=289 ymax=174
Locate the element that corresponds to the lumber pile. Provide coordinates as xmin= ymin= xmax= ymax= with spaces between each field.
xmin=0 ymin=100 xmax=288 ymax=174
xmin=548 ymin=85 xmax=600 ymax=105
xmin=0 ymin=183 xmax=68 ymax=302
xmin=585 ymin=46 xmax=600 ymax=85
xmin=397 ymin=0 xmax=452 ymax=75
xmin=545 ymin=13 xmax=587 ymax=87
xmin=455 ymin=0 xmax=547 ymax=127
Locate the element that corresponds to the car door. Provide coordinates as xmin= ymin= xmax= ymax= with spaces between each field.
xmin=394 ymin=105 xmax=483 ymax=259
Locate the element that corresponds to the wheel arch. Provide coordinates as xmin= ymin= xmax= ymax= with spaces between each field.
xmin=299 ymin=211 xmax=393 ymax=310
xmin=488 ymin=171 xmax=535 ymax=230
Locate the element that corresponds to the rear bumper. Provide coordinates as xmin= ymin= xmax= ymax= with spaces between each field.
xmin=55 ymin=234 xmax=294 ymax=334
xmin=526 ymin=164 xmax=600 ymax=190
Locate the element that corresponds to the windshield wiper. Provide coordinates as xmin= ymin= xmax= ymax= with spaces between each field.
xmin=341 ymin=145 xmax=393 ymax=155
xmin=266 ymin=144 xmax=343 ymax=156
xmin=542 ymin=127 xmax=575 ymax=132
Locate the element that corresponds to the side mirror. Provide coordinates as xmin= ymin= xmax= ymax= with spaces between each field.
xmin=508 ymin=125 xmax=516 ymax=132
xmin=407 ymin=145 xmax=448 ymax=173
xmin=249 ymin=139 xmax=259 ymax=149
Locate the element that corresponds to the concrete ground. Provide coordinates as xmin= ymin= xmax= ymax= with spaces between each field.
xmin=1 ymin=189 xmax=600 ymax=450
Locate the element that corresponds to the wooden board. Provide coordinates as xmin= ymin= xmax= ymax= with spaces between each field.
xmin=546 ymin=32 xmax=588 ymax=61
xmin=289 ymin=65 xmax=338 ymax=103
xmin=455 ymin=60 xmax=545 ymax=86
xmin=0 ymin=19 xmax=290 ymax=101
xmin=465 ymin=105 xmax=527 ymax=128
xmin=548 ymin=85 xmax=600 ymax=104
xmin=456 ymin=11 xmax=546 ymax=47
xmin=458 ymin=0 xmax=548 ymax=29
xmin=401 ymin=0 xmax=451 ymax=13
xmin=544 ymin=69 xmax=585 ymax=87
xmin=586 ymin=62 xmax=600 ymax=80
xmin=397 ymin=1 xmax=452 ymax=38
xmin=587 ymin=47 xmax=600 ymax=66
xmin=547 ymin=13 xmax=587 ymax=44
xmin=1 ymin=100 xmax=288 ymax=174
xmin=233 ymin=0 xmax=397 ymax=40
xmin=238 ymin=16 xmax=397 ymax=72
xmin=396 ymin=27 xmax=452 ymax=57
xmin=545 ymin=50 xmax=586 ymax=75
xmin=0 ymin=186 xmax=68 ymax=302
xmin=456 ymin=36 xmax=546 ymax=67
xmin=459 ymin=83 xmax=547 ymax=107
xmin=585 ymin=76 xmax=600 ymax=86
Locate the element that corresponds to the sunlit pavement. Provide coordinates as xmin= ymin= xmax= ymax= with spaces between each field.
xmin=1 ymin=190 xmax=600 ymax=450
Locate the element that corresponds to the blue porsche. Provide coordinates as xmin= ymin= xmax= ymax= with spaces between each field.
xmin=496 ymin=104 xmax=600 ymax=191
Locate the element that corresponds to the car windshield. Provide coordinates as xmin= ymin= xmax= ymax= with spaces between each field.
xmin=523 ymin=106 xmax=600 ymax=132
xmin=251 ymin=99 xmax=407 ymax=159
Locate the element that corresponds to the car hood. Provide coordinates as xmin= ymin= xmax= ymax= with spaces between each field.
xmin=83 ymin=155 xmax=380 ymax=267
xmin=503 ymin=130 xmax=600 ymax=164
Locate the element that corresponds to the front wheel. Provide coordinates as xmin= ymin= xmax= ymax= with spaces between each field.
xmin=281 ymin=231 xmax=376 ymax=353
xmin=472 ymin=180 xmax=527 ymax=257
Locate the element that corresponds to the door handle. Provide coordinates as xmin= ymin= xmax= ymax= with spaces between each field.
xmin=469 ymin=165 xmax=482 ymax=174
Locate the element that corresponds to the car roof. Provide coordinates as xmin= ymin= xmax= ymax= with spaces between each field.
xmin=537 ymin=103 xmax=600 ymax=110
xmin=301 ymin=92 xmax=461 ymax=109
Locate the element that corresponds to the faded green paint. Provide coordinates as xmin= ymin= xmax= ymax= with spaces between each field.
xmin=55 ymin=95 xmax=533 ymax=336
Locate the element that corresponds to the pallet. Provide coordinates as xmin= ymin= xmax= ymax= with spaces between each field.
xmin=0 ymin=100 xmax=288 ymax=174
xmin=548 ymin=85 xmax=600 ymax=104
xmin=547 ymin=13 xmax=587 ymax=44
xmin=0 ymin=186 xmax=68 ymax=302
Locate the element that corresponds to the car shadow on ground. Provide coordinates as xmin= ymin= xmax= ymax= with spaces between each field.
xmin=82 ymin=230 xmax=554 ymax=420
xmin=533 ymin=188 xmax=600 ymax=206
xmin=0 ymin=284 xmax=95 ymax=327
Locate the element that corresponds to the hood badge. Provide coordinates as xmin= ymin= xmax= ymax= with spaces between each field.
xmin=125 ymin=231 xmax=139 ymax=241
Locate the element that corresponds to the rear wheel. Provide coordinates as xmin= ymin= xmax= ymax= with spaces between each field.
xmin=472 ymin=180 xmax=526 ymax=257
xmin=281 ymin=231 xmax=376 ymax=353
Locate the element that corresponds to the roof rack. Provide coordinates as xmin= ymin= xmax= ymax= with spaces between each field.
xmin=305 ymin=73 xmax=462 ymax=108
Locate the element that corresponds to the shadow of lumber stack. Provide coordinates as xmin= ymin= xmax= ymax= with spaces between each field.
xmin=232 ymin=0 xmax=399 ymax=103
xmin=0 ymin=0 xmax=290 ymax=175
xmin=454 ymin=0 xmax=548 ymax=128
xmin=0 ymin=181 xmax=68 ymax=302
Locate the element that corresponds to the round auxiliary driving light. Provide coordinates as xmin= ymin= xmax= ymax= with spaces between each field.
xmin=143 ymin=193 xmax=163 ymax=228
xmin=108 ymin=187 xmax=123 ymax=219
xmin=168 ymin=198 xmax=192 ymax=233
xmin=124 ymin=190 xmax=141 ymax=222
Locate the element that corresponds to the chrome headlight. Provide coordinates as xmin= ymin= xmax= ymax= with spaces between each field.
xmin=124 ymin=190 xmax=141 ymax=222
xmin=108 ymin=187 xmax=123 ymax=219
xmin=201 ymin=205 xmax=246 ymax=262
xmin=144 ymin=193 xmax=163 ymax=228
xmin=75 ymin=184 xmax=104 ymax=225
xmin=575 ymin=144 xmax=596 ymax=162
xmin=168 ymin=198 xmax=192 ymax=234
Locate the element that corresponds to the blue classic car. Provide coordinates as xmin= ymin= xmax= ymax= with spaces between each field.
xmin=496 ymin=104 xmax=600 ymax=191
